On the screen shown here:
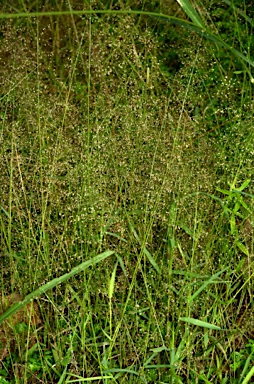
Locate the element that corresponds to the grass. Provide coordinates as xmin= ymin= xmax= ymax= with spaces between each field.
xmin=0 ymin=0 xmax=254 ymax=382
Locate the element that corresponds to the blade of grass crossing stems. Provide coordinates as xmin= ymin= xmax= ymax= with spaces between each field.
xmin=0 ymin=250 xmax=114 ymax=325
xmin=176 ymin=0 xmax=205 ymax=28
xmin=0 ymin=10 xmax=253 ymax=80
xmin=179 ymin=317 xmax=223 ymax=330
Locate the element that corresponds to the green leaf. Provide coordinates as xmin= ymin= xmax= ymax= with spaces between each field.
xmin=179 ymin=317 xmax=223 ymax=330
xmin=176 ymin=0 xmax=205 ymax=28
xmin=0 ymin=250 xmax=114 ymax=325
xmin=241 ymin=365 xmax=254 ymax=384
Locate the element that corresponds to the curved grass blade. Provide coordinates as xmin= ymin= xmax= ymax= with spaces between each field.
xmin=0 ymin=250 xmax=114 ymax=325
xmin=0 ymin=10 xmax=253 ymax=79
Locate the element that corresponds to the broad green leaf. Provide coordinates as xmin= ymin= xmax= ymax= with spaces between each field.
xmin=180 ymin=317 xmax=222 ymax=330
xmin=176 ymin=0 xmax=205 ymax=28
xmin=0 ymin=250 xmax=114 ymax=325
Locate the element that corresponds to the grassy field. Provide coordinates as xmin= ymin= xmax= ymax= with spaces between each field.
xmin=0 ymin=0 xmax=254 ymax=383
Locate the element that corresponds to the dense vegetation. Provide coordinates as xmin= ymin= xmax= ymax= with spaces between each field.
xmin=0 ymin=1 xmax=253 ymax=383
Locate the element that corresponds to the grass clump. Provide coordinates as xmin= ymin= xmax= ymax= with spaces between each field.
xmin=0 ymin=0 xmax=254 ymax=382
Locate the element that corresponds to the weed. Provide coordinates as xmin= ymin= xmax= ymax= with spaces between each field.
xmin=0 ymin=0 xmax=253 ymax=382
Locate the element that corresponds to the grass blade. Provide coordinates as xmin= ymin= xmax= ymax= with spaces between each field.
xmin=179 ymin=317 xmax=223 ymax=330
xmin=109 ymin=261 xmax=118 ymax=299
xmin=241 ymin=366 xmax=254 ymax=384
xmin=0 ymin=250 xmax=114 ymax=325
xmin=129 ymin=222 xmax=160 ymax=274
xmin=188 ymin=267 xmax=229 ymax=303
xmin=176 ymin=0 xmax=205 ymax=28
xmin=66 ymin=376 xmax=113 ymax=382
xmin=103 ymin=368 xmax=146 ymax=383
xmin=0 ymin=205 xmax=10 ymax=218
